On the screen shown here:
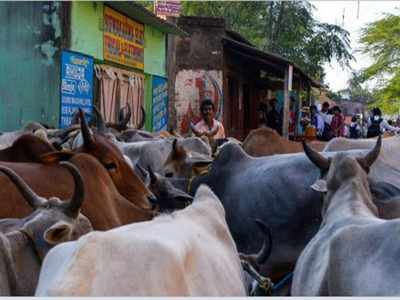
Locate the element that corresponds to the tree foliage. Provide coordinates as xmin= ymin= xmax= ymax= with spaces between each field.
xmin=180 ymin=1 xmax=354 ymax=81
xmin=359 ymin=11 xmax=400 ymax=114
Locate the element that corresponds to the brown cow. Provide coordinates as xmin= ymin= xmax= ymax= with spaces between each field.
xmin=40 ymin=109 xmax=155 ymax=212
xmin=242 ymin=128 xmax=326 ymax=157
xmin=0 ymin=134 xmax=55 ymax=163
xmin=0 ymin=153 xmax=154 ymax=230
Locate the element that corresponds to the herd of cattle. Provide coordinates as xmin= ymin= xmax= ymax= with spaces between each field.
xmin=0 ymin=105 xmax=399 ymax=296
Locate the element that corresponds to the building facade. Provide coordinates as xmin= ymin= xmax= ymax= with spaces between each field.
xmin=167 ymin=16 xmax=322 ymax=140
xmin=0 ymin=1 xmax=184 ymax=131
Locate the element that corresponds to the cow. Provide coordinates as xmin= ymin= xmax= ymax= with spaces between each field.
xmin=116 ymin=137 xmax=212 ymax=180
xmin=0 ymin=162 xmax=92 ymax=296
xmin=291 ymin=137 xmax=400 ymax=296
xmin=242 ymin=127 xmax=326 ymax=157
xmin=40 ymin=109 xmax=157 ymax=213
xmin=35 ymin=185 xmax=247 ymax=296
xmin=189 ymin=137 xmax=400 ymax=286
xmin=0 ymin=134 xmax=55 ymax=163
xmin=0 ymin=122 xmax=45 ymax=150
xmin=0 ymin=151 xmax=155 ymax=230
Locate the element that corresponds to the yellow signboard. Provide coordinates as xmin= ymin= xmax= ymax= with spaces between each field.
xmin=103 ymin=6 xmax=144 ymax=70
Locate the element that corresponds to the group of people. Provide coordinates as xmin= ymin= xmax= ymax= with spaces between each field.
xmin=189 ymin=98 xmax=400 ymax=143
xmin=309 ymin=102 xmax=345 ymax=141
xmin=309 ymin=103 xmax=400 ymax=140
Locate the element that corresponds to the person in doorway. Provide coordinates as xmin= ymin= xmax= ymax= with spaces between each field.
xmin=320 ymin=102 xmax=334 ymax=141
xmin=310 ymin=105 xmax=325 ymax=139
xmin=191 ymin=99 xmax=226 ymax=139
xmin=265 ymin=98 xmax=281 ymax=133
xmin=367 ymin=107 xmax=400 ymax=138
xmin=349 ymin=115 xmax=361 ymax=139
xmin=330 ymin=106 xmax=345 ymax=137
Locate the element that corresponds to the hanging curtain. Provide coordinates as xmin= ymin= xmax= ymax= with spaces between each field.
xmin=95 ymin=64 xmax=144 ymax=127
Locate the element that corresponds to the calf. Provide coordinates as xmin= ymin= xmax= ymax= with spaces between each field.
xmin=291 ymin=136 xmax=400 ymax=296
xmin=35 ymin=185 xmax=246 ymax=296
xmin=0 ymin=162 xmax=92 ymax=296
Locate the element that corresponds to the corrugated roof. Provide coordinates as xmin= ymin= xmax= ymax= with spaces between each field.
xmin=222 ymin=36 xmax=323 ymax=88
xmin=105 ymin=2 xmax=188 ymax=36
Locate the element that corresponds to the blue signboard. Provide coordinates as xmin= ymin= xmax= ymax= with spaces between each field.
xmin=60 ymin=50 xmax=94 ymax=128
xmin=152 ymin=76 xmax=168 ymax=132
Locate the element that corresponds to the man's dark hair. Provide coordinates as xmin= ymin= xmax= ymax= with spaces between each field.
xmin=332 ymin=106 xmax=341 ymax=113
xmin=200 ymin=99 xmax=215 ymax=112
xmin=372 ymin=107 xmax=382 ymax=116
xmin=351 ymin=115 xmax=358 ymax=122
xmin=322 ymin=102 xmax=330 ymax=108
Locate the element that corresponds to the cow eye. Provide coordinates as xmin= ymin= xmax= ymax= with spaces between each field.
xmin=104 ymin=162 xmax=117 ymax=171
xmin=165 ymin=172 xmax=173 ymax=178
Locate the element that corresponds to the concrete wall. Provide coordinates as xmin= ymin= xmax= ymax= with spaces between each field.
xmin=70 ymin=2 xmax=103 ymax=60
xmin=167 ymin=16 xmax=225 ymax=134
xmin=0 ymin=2 xmax=68 ymax=130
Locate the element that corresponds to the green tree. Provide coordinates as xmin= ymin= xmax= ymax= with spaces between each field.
xmin=359 ymin=11 xmax=400 ymax=114
xmin=180 ymin=1 xmax=354 ymax=82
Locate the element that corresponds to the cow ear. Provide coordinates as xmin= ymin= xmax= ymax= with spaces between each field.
xmin=311 ymin=179 xmax=328 ymax=193
xmin=44 ymin=221 xmax=73 ymax=244
xmin=39 ymin=151 xmax=74 ymax=163
xmin=190 ymin=158 xmax=212 ymax=176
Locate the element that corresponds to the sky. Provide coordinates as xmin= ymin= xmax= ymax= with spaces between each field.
xmin=312 ymin=0 xmax=399 ymax=92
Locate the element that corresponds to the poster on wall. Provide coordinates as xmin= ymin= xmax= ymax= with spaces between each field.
xmin=60 ymin=50 xmax=94 ymax=128
xmin=152 ymin=76 xmax=168 ymax=132
xmin=103 ymin=6 xmax=144 ymax=70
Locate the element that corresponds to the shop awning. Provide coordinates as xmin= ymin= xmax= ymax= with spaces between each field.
xmin=222 ymin=36 xmax=323 ymax=88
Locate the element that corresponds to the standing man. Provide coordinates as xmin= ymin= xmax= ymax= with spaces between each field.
xmin=191 ymin=99 xmax=226 ymax=139
xmin=330 ymin=106 xmax=345 ymax=137
xmin=320 ymin=102 xmax=333 ymax=141
xmin=367 ymin=107 xmax=400 ymax=137
xmin=310 ymin=105 xmax=325 ymax=139
xmin=265 ymin=98 xmax=282 ymax=134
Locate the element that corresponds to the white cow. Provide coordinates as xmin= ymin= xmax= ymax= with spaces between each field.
xmin=35 ymin=185 xmax=247 ymax=296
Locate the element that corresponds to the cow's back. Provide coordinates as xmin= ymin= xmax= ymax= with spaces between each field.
xmin=36 ymin=186 xmax=246 ymax=296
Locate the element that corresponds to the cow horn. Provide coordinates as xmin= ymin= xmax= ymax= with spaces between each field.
xmin=362 ymin=135 xmax=382 ymax=168
xmin=0 ymin=166 xmax=46 ymax=209
xmin=147 ymin=166 xmax=157 ymax=184
xmin=118 ymin=104 xmax=131 ymax=129
xmin=79 ymin=108 xmax=94 ymax=149
xmin=93 ymin=106 xmax=107 ymax=134
xmin=60 ymin=162 xmax=85 ymax=217
xmin=302 ymin=140 xmax=330 ymax=170
xmin=135 ymin=106 xmax=146 ymax=130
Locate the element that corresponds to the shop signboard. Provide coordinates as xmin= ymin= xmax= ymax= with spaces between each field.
xmin=152 ymin=76 xmax=168 ymax=132
xmin=155 ymin=0 xmax=181 ymax=18
xmin=60 ymin=50 xmax=94 ymax=128
xmin=104 ymin=6 xmax=144 ymax=70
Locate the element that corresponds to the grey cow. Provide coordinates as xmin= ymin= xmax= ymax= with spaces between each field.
xmin=291 ymin=136 xmax=400 ymax=296
xmin=0 ymin=162 xmax=92 ymax=296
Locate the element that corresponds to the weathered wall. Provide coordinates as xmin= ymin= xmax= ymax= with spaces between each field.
xmin=144 ymin=27 xmax=166 ymax=78
xmin=0 ymin=2 xmax=67 ymax=130
xmin=167 ymin=16 xmax=225 ymax=134
xmin=70 ymin=2 xmax=103 ymax=60
xmin=175 ymin=70 xmax=222 ymax=135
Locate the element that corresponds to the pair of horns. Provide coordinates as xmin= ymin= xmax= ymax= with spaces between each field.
xmin=91 ymin=105 xmax=146 ymax=132
xmin=0 ymin=162 xmax=84 ymax=218
xmin=303 ymin=135 xmax=382 ymax=171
